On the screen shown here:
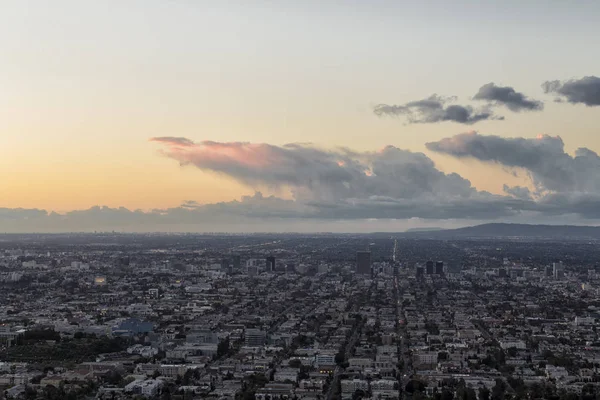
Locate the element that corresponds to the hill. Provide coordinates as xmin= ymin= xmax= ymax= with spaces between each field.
xmin=402 ymin=223 xmax=600 ymax=240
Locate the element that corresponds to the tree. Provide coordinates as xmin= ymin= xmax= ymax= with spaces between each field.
xmin=405 ymin=380 xmax=426 ymax=394
xmin=352 ymin=389 xmax=367 ymax=400
xmin=441 ymin=388 xmax=454 ymax=400
xmin=334 ymin=351 xmax=345 ymax=365
xmin=105 ymin=370 xmax=123 ymax=386
xmin=478 ymin=387 xmax=490 ymax=400
xmin=217 ymin=338 xmax=230 ymax=358
xmin=465 ymin=388 xmax=477 ymax=400
xmin=491 ymin=379 xmax=506 ymax=400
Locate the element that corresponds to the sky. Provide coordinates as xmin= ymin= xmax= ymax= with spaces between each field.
xmin=1 ymin=0 xmax=600 ymax=232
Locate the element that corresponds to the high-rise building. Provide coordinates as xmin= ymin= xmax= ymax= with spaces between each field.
xmin=266 ymin=256 xmax=276 ymax=272
xmin=232 ymin=255 xmax=241 ymax=270
xmin=510 ymin=268 xmax=524 ymax=279
xmin=498 ymin=268 xmax=508 ymax=278
xmin=220 ymin=258 xmax=230 ymax=272
xmin=435 ymin=261 xmax=444 ymax=275
xmin=425 ymin=260 xmax=434 ymax=275
xmin=416 ymin=266 xmax=424 ymax=278
xmin=245 ymin=329 xmax=266 ymax=347
xmin=356 ymin=251 xmax=371 ymax=275
xmin=553 ymin=262 xmax=565 ymax=279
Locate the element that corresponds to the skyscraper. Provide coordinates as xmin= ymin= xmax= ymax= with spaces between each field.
xmin=356 ymin=251 xmax=371 ymax=275
xmin=435 ymin=261 xmax=444 ymax=275
xmin=232 ymin=255 xmax=241 ymax=270
xmin=416 ymin=266 xmax=424 ymax=278
xmin=266 ymin=256 xmax=276 ymax=272
xmin=425 ymin=260 xmax=434 ymax=275
xmin=553 ymin=262 xmax=564 ymax=279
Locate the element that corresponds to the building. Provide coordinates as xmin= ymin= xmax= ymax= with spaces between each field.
xmin=341 ymin=379 xmax=369 ymax=397
xmin=425 ymin=260 xmax=434 ymax=275
xmin=266 ymin=256 xmax=276 ymax=272
xmin=416 ymin=351 xmax=438 ymax=365
xmin=499 ymin=340 xmax=526 ymax=350
xmin=356 ymin=251 xmax=371 ymax=276
xmin=232 ymin=255 xmax=241 ymax=270
xmin=416 ymin=266 xmax=424 ymax=278
xmin=435 ymin=261 xmax=444 ymax=275
xmin=315 ymin=353 xmax=336 ymax=367
xmin=124 ymin=379 xmax=163 ymax=397
xmin=112 ymin=319 xmax=154 ymax=337
xmin=220 ymin=258 xmax=230 ymax=272
xmin=245 ymin=329 xmax=266 ymax=347
xmin=553 ymin=262 xmax=565 ymax=279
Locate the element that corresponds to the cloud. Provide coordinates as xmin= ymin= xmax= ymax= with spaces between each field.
xmin=149 ymin=137 xmax=195 ymax=147
xmin=147 ymin=137 xmax=536 ymax=221
xmin=151 ymin=138 xmax=482 ymax=201
xmin=426 ymin=132 xmax=600 ymax=194
xmin=5 ymin=134 xmax=600 ymax=233
xmin=502 ymin=185 xmax=533 ymax=200
xmin=542 ymin=76 xmax=600 ymax=106
xmin=474 ymin=83 xmax=543 ymax=112
xmin=374 ymin=94 xmax=502 ymax=124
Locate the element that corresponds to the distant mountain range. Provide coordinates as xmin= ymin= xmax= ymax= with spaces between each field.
xmin=400 ymin=223 xmax=600 ymax=240
xmin=404 ymin=227 xmax=444 ymax=232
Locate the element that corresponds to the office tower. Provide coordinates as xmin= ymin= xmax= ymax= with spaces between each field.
xmin=545 ymin=265 xmax=553 ymax=277
xmin=245 ymin=329 xmax=266 ymax=347
xmin=510 ymin=268 xmax=524 ymax=279
xmin=435 ymin=261 xmax=444 ymax=275
xmin=416 ymin=266 xmax=424 ymax=278
xmin=266 ymin=256 xmax=276 ymax=272
xmin=553 ymin=262 xmax=564 ymax=279
xmin=498 ymin=268 xmax=508 ymax=278
xmin=232 ymin=255 xmax=241 ymax=270
xmin=425 ymin=260 xmax=434 ymax=275
xmin=356 ymin=251 xmax=371 ymax=275
xmin=220 ymin=258 xmax=230 ymax=272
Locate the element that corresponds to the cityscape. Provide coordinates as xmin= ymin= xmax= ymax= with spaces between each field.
xmin=1 ymin=232 xmax=600 ymax=399
xmin=3 ymin=1 xmax=600 ymax=399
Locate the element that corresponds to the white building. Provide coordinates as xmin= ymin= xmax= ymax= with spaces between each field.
xmin=499 ymin=340 xmax=526 ymax=350
xmin=124 ymin=379 xmax=163 ymax=397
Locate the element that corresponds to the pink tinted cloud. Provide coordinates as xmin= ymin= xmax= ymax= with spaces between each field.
xmin=151 ymin=138 xmax=278 ymax=169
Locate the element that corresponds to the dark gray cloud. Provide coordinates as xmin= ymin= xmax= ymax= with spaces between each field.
xmin=374 ymin=94 xmax=502 ymax=124
xmin=151 ymin=138 xmax=487 ymax=205
xmin=502 ymin=185 xmax=533 ymax=200
xmin=542 ymin=76 xmax=600 ymax=106
xmin=427 ymin=132 xmax=600 ymax=195
xmin=474 ymin=83 xmax=543 ymax=112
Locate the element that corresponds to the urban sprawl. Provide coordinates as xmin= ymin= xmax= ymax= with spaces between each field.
xmin=0 ymin=234 xmax=599 ymax=400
